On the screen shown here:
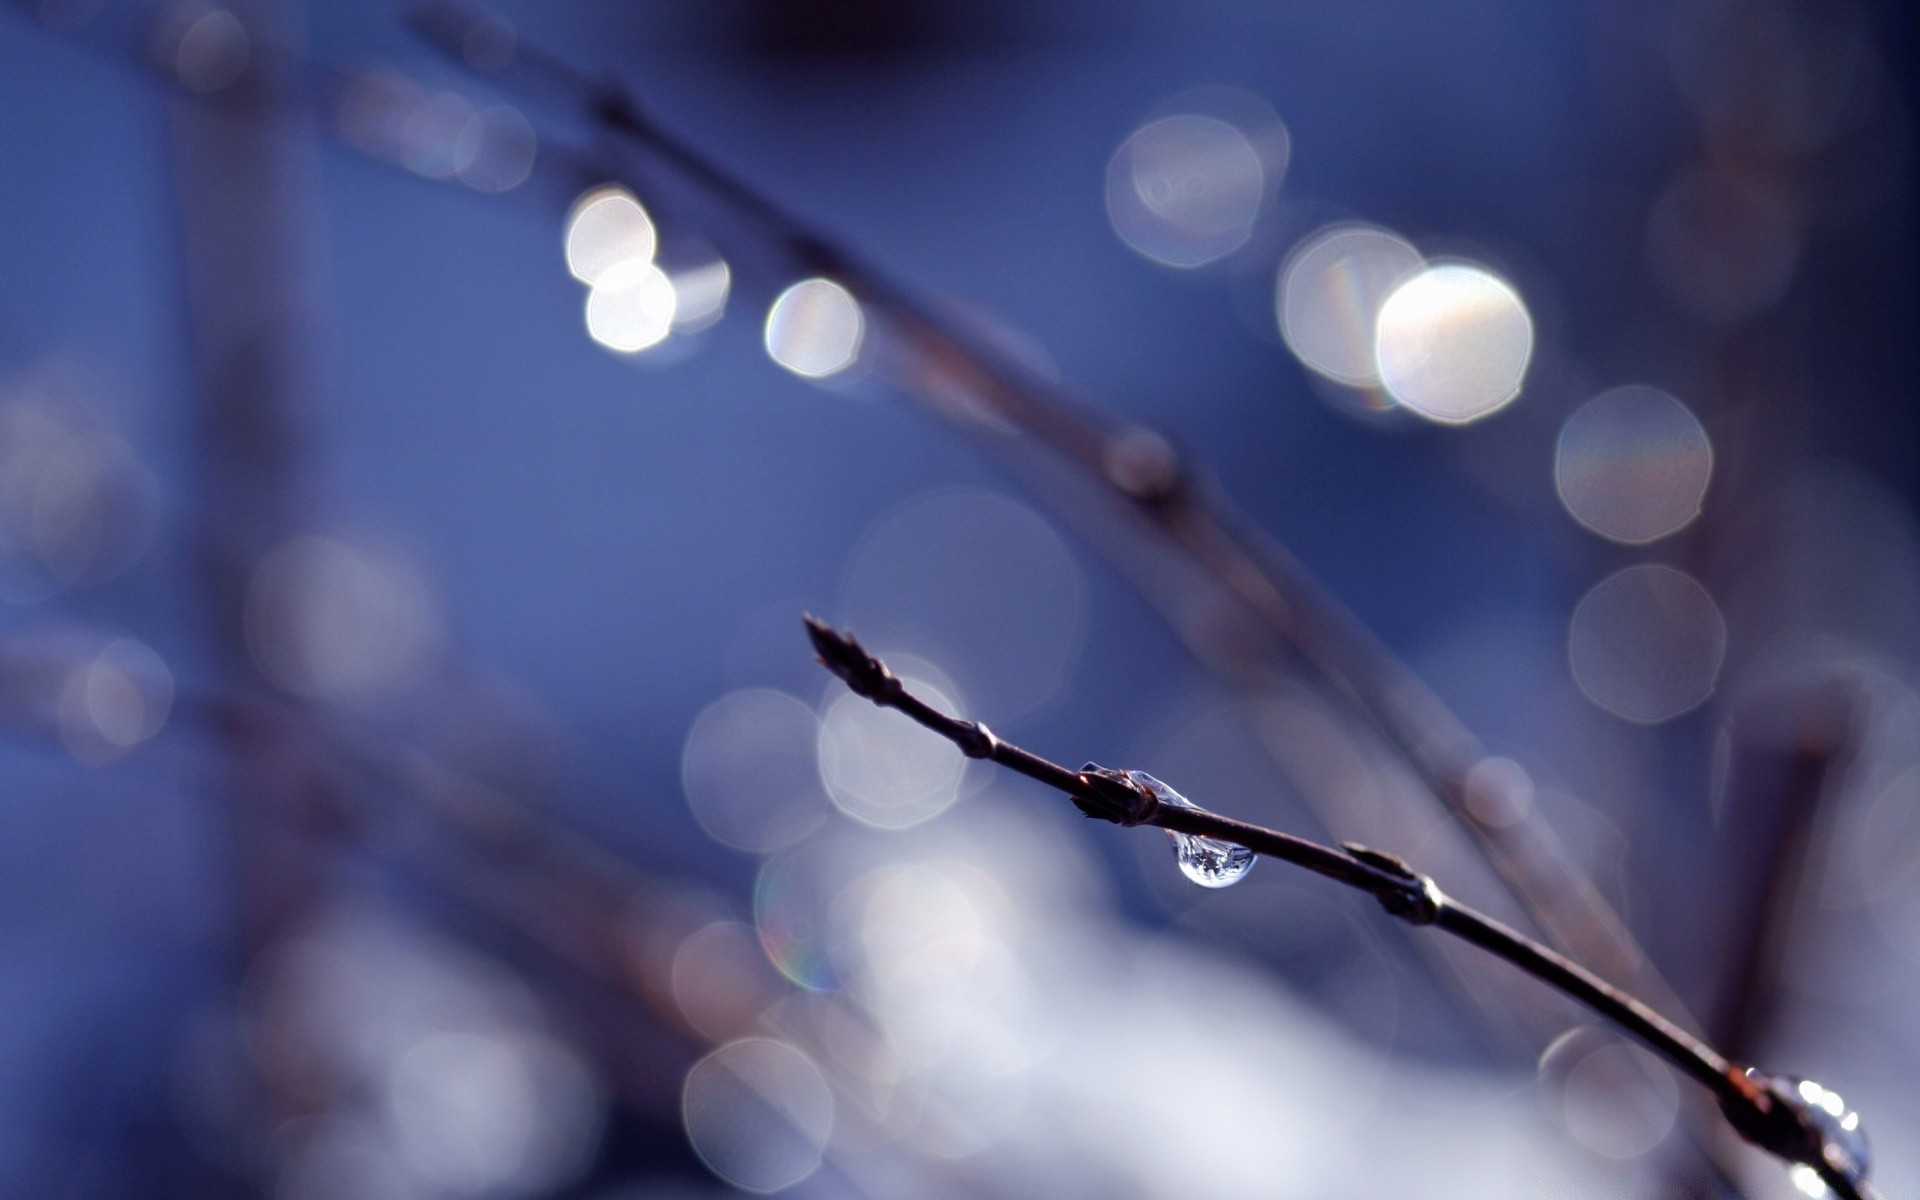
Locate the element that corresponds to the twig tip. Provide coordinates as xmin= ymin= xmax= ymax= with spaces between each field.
xmin=802 ymin=614 xmax=896 ymax=701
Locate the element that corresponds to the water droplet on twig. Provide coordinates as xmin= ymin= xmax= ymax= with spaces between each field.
xmin=1770 ymin=1075 xmax=1870 ymax=1195
xmin=1128 ymin=771 xmax=1254 ymax=888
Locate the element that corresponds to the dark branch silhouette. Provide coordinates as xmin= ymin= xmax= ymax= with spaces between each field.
xmin=806 ymin=615 xmax=1879 ymax=1200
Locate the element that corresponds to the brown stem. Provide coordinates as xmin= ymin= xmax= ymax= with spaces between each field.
xmin=806 ymin=617 xmax=1878 ymax=1200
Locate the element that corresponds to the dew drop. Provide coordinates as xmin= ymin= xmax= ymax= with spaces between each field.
xmin=1762 ymin=1074 xmax=1871 ymax=1193
xmin=1127 ymin=771 xmax=1254 ymax=888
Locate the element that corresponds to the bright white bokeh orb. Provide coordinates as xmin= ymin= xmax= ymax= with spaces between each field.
xmin=766 ymin=279 xmax=864 ymax=379
xmin=1278 ymin=223 xmax=1424 ymax=388
xmin=584 ymin=260 xmax=676 ymax=353
xmin=1374 ymin=263 xmax=1534 ymax=424
xmin=564 ymin=186 xmax=656 ymax=285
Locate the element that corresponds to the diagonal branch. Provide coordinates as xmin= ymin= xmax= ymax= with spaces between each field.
xmin=805 ymin=616 xmax=1880 ymax=1200
xmin=402 ymin=0 xmax=1696 ymax=1058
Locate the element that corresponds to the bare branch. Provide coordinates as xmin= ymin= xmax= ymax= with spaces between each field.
xmin=806 ymin=617 xmax=1880 ymax=1200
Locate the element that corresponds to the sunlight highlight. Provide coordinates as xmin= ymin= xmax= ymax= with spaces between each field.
xmin=1374 ymin=263 xmax=1533 ymax=424
xmin=584 ymin=261 xmax=677 ymax=354
xmin=1278 ymin=223 xmax=1424 ymax=389
xmin=766 ymin=279 xmax=864 ymax=379
xmin=564 ymin=186 xmax=656 ymax=286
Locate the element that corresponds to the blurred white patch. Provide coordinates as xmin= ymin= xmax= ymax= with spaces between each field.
xmin=566 ymin=187 xmax=657 ymax=286
xmin=1463 ymin=756 xmax=1534 ymax=830
xmin=1278 ymin=223 xmax=1424 ymax=389
xmin=766 ymin=279 xmax=864 ymax=379
xmin=683 ymin=688 xmax=830 ymax=854
xmin=1107 ymin=91 xmax=1287 ymax=269
xmin=399 ymin=93 xmax=479 ymax=181
xmin=246 ymin=905 xmax=604 ymax=1200
xmin=682 ymin=1038 xmax=833 ymax=1193
xmin=672 ymin=920 xmax=781 ymax=1042
xmin=668 ymin=259 xmax=731 ymax=333
xmin=454 ymin=105 xmax=537 ymax=194
xmin=335 ymin=78 xmax=535 ymax=195
xmin=384 ymin=1030 xmax=599 ymax=1195
xmin=585 ymin=261 xmax=677 ymax=354
xmin=1375 ymin=263 xmax=1533 ymax=424
xmin=58 ymin=637 xmax=172 ymax=765
xmin=0 ymin=391 xmax=160 ymax=602
xmin=245 ymin=535 xmax=442 ymax=699
xmin=818 ymin=660 xmax=967 ymax=830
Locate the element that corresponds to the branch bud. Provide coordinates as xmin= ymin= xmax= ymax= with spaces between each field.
xmin=1343 ymin=842 xmax=1444 ymax=926
xmin=803 ymin=615 xmax=901 ymax=703
xmin=1075 ymin=763 xmax=1159 ymax=826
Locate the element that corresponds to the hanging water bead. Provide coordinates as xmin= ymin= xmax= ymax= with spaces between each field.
xmin=1127 ymin=771 xmax=1254 ymax=888
xmin=1766 ymin=1075 xmax=1870 ymax=1196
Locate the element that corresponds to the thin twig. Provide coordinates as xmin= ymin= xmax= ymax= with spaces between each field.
xmin=805 ymin=616 xmax=1879 ymax=1200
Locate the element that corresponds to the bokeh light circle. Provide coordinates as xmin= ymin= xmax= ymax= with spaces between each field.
xmin=818 ymin=663 xmax=967 ymax=830
xmin=399 ymin=93 xmax=477 ymax=180
xmin=1374 ymin=263 xmax=1533 ymax=424
xmin=1568 ymin=564 xmax=1727 ymax=723
xmin=384 ymin=1029 xmax=601 ymax=1195
xmin=754 ymin=843 xmax=843 ymax=992
xmin=1541 ymin=1028 xmax=1679 ymax=1161
xmin=1278 ymin=223 xmax=1424 ymax=387
xmin=1462 ymin=756 xmax=1534 ymax=829
xmin=669 ymin=259 xmax=732 ymax=333
xmin=682 ymin=1038 xmax=834 ymax=1194
xmin=565 ymin=186 xmax=656 ymax=285
xmin=244 ymin=535 xmax=441 ymax=699
xmin=455 ymin=105 xmax=538 ymax=194
xmin=172 ymin=7 xmax=250 ymax=92
xmin=58 ymin=637 xmax=173 ymax=766
xmin=0 ymin=394 xmax=161 ymax=600
xmin=838 ymin=488 xmax=1084 ymax=719
xmin=584 ymin=261 xmax=677 ymax=354
xmin=681 ymin=688 xmax=830 ymax=854
xmin=766 ymin=279 xmax=864 ymax=379
xmin=671 ymin=920 xmax=781 ymax=1042
xmin=1646 ymin=169 xmax=1799 ymax=326
xmin=1107 ymin=114 xmax=1271 ymax=268
xmin=1556 ymin=386 xmax=1713 ymax=544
